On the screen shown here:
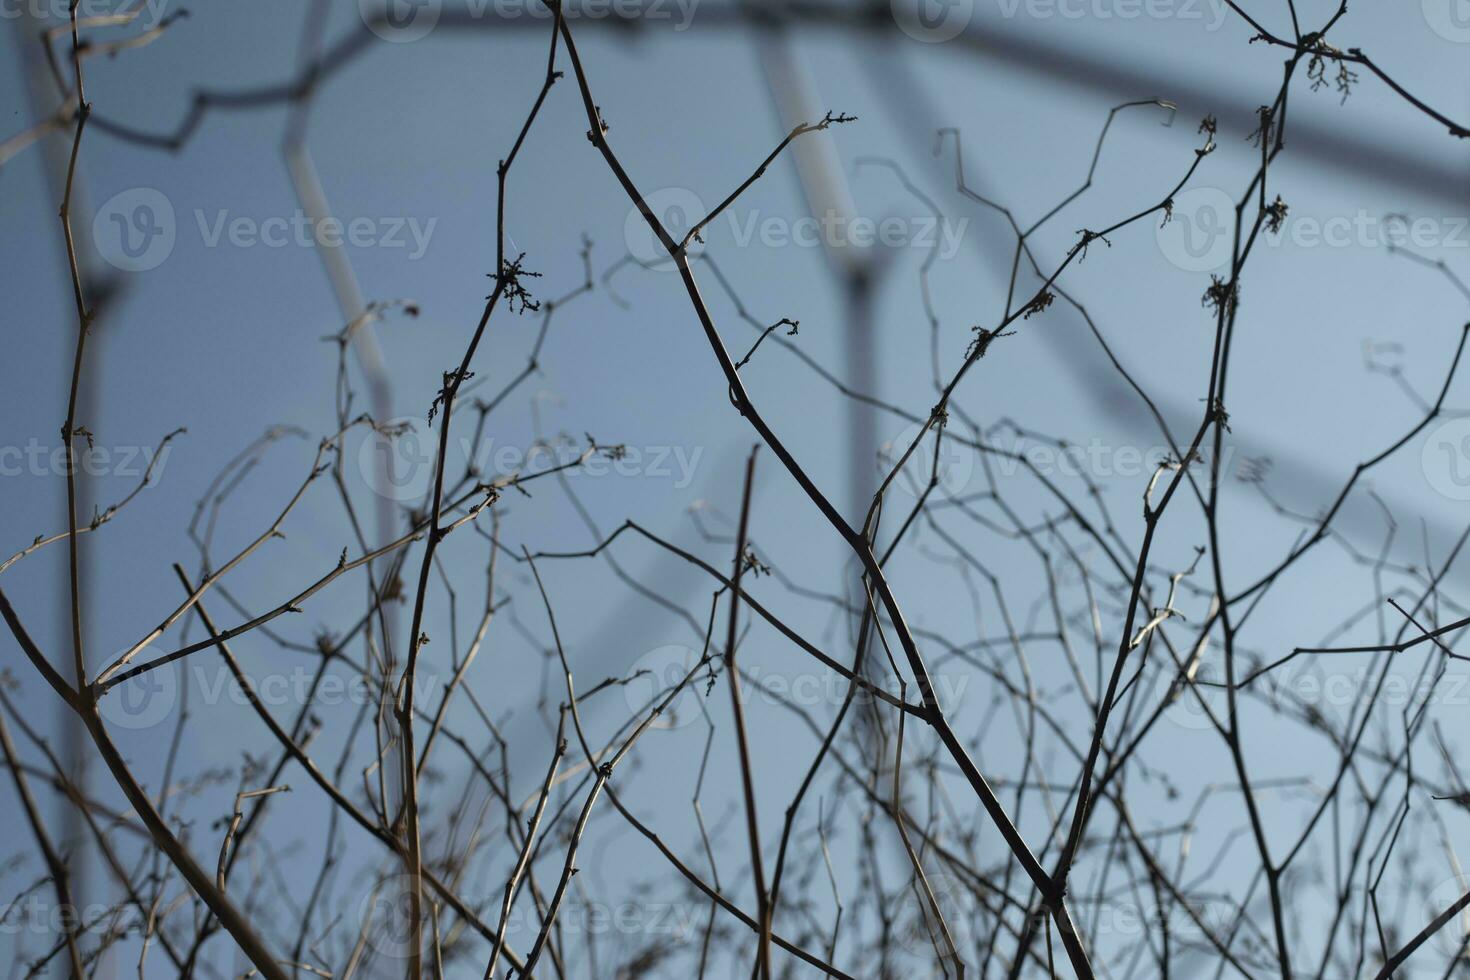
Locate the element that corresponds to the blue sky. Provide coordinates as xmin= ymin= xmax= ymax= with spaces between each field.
xmin=5 ymin=0 xmax=1470 ymax=974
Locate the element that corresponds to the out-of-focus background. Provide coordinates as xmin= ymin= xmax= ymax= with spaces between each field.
xmin=5 ymin=0 xmax=1470 ymax=974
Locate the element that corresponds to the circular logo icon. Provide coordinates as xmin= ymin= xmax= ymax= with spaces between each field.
xmin=93 ymin=188 xmax=175 ymax=272
xmin=358 ymin=416 xmax=436 ymax=502
xmin=891 ymin=0 xmax=974 ymax=42
xmin=894 ymin=872 xmax=977 ymax=958
xmin=1427 ymin=874 xmax=1470 ymax=956
xmin=1423 ymin=417 xmax=1470 ymax=500
xmin=1273 ymin=663 xmax=1359 ymax=734
xmin=98 ymin=657 xmax=178 ymax=731
xmin=1425 ymin=0 xmax=1470 ymax=42
xmin=360 ymin=0 xmax=441 ymax=42
xmin=624 ymin=187 xmax=705 ymax=272
xmin=1163 ymin=661 xmax=1233 ymax=732
xmin=1157 ymin=186 xmax=1234 ymax=272
xmin=357 ymin=874 xmax=426 ymax=959
xmin=881 ymin=421 xmax=974 ymax=498
xmin=622 ymin=645 xmax=704 ymax=730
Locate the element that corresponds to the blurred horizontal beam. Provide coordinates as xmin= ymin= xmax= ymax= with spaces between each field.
xmin=74 ymin=1 xmax=1469 ymax=206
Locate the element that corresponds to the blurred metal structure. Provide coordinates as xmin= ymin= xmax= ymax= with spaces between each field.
xmin=758 ymin=30 xmax=883 ymax=527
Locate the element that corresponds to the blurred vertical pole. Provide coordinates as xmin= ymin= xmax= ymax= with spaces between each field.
xmin=13 ymin=8 xmax=103 ymax=970
xmin=756 ymin=31 xmax=877 ymax=528
xmin=757 ymin=29 xmax=909 ymax=826
xmin=285 ymin=0 xmax=396 ymax=572
xmin=285 ymin=2 xmax=408 ymax=952
xmin=844 ymin=266 xmax=876 ymax=526
xmin=282 ymin=142 xmax=395 ymax=550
